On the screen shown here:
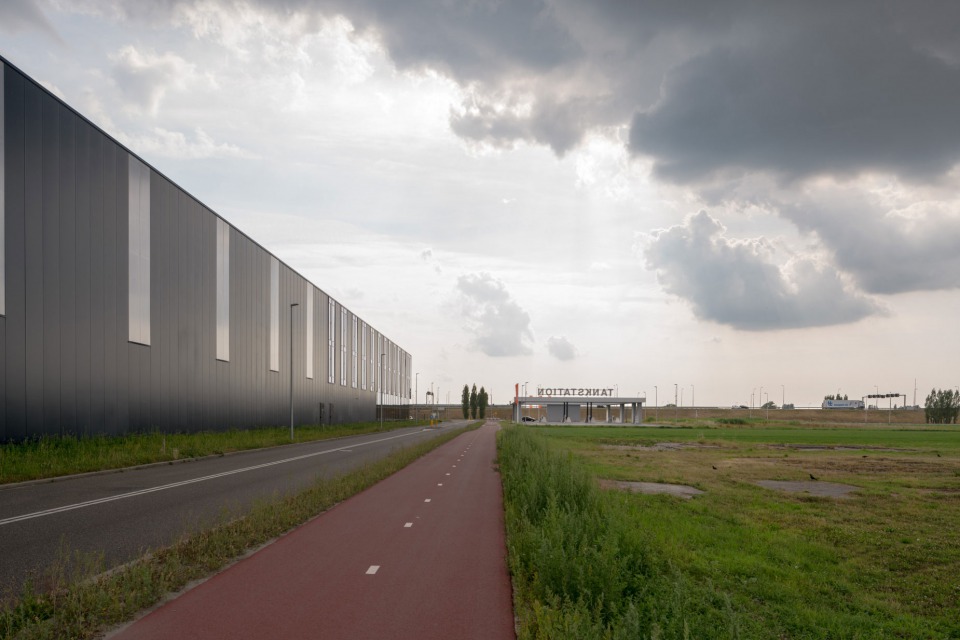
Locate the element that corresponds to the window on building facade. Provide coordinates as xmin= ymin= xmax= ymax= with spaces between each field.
xmin=361 ymin=322 xmax=367 ymax=391
xmin=340 ymin=307 xmax=347 ymax=386
xmin=269 ymin=257 xmax=279 ymax=372
xmin=328 ymin=298 xmax=335 ymax=384
xmin=216 ymin=218 xmax=230 ymax=361
xmin=128 ymin=155 xmax=151 ymax=345
xmin=352 ymin=315 xmax=358 ymax=388
xmin=370 ymin=330 xmax=376 ymax=391
xmin=306 ymin=287 xmax=314 ymax=379
xmin=376 ymin=334 xmax=381 ymax=392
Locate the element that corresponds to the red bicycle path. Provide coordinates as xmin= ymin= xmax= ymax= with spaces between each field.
xmin=109 ymin=420 xmax=515 ymax=640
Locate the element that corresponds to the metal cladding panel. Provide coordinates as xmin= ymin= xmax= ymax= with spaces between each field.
xmin=58 ymin=106 xmax=77 ymax=432
xmin=156 ymin=178 xmax=171 ymax=428
xmin=107 ymin=140 xmax=127 ymax=432
xmin=3 ymin=66 xmax=25 ymax=439
xmin=22 ymin=81 xmax=43 ymax=435
xmin=201 ymin=210 xmax=214 ymax=429
xmin=176 ymin=193 xmax=188 ymax=429
xmin=0 ymin=58 xmax=399 ymax=437
xmin=41 ymin=95 xmax=61 ymax=434
xmin=73 ymin=106 xmax=91 ymax=434
xmin=86 ymin=132 xmax=105 ymax=431
xmin=147 ymin=182 xmax=164 ymax=428
xmin=0 ymin=63 xmax=5 ymax=319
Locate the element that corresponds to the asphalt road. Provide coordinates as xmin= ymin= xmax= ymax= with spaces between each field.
xmin=0 ymin=421 xmax=471 ymax=596
xmin=109 ymin=420 xmax=514 ymax=640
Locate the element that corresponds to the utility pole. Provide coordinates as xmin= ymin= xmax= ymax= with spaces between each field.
xmin=674 ymin=383 xmax=678 ymax=420
xmin=654 ymin=385 xmax=658 ymax=421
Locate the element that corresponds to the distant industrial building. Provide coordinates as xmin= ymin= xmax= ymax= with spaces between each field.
xmin=0 ymin=55 xmax=411 ymax=440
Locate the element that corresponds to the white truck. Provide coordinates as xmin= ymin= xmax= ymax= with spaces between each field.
xmin=821 ymin=399 xmax=865 ymax=410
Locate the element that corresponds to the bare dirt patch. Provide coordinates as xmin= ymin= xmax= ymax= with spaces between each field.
xmin=598 ymin=478 xmax=704 ymax=499
xmin=755 ymin=480 xmax=859 ymax=498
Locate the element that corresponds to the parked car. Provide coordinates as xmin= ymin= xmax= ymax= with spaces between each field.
xmin=521 ymin=416 xmax=536 ymax=422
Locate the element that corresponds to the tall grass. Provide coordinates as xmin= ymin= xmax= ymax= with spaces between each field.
xmin=498 ymin=427 xmax=746 ymax=639
xmin=0 ymin=421 xmax=429 ymax=484
xmin=0 ymin=423 xmax=479 ymax=639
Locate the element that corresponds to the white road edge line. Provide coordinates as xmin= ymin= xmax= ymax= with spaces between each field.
xmin=0 ymin=429 xmax=430 ymax=527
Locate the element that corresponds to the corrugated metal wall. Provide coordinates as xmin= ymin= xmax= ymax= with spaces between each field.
xmin=0 ymin=57 xmax=411 ymax=440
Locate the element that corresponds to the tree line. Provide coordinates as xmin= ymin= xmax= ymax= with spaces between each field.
xmin=461 ymin=384 xmax=489 ymax=419
xmin=925 ymin=388 xmax=959 ymax=424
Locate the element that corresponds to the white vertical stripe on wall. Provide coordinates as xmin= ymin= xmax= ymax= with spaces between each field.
xmin=361 ymin=322 xmax=367 ymax=391
xmin=269 ymin=257 xmax=279 ymax=372
xmin=340 ymin=306 xmax=346 ymax=386
xmin=128 ymin=155 xmax=150 ymax=345
xmin=216 ymin=218 xmax=230 ymax=361
xmin=306 ymin=287 xmax=313 ymax=379
xmin=328 ymin=297 xmax=335 ymax=383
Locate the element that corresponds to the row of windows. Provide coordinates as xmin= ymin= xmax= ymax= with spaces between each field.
xmin=125 ymin=149 xmax=416 ymax=391
xmin=0 ymin=63 xmax=410 ymax=393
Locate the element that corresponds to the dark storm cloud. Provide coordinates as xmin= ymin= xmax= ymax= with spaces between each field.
xmin=644 ymin=211 xmax=881 ymax=330
xmin=629 ymin=21 xmax=960 ymax=183
xmin=84 ymin=1 xmax=960 ymax=179
xmin=64 ymin=0 xmax=960 ymax=300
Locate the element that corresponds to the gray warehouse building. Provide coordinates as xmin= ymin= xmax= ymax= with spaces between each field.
xmin=0 ymin=56 xmax=411 ymax=441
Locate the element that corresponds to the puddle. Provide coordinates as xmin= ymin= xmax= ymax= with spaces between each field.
xmin=599 ymin=479 xmax=704 ymax=499
xmin=755 ymin=480 xmax=859 ymax=498
xmin=601 ymin=442 xmax=718 ymax=452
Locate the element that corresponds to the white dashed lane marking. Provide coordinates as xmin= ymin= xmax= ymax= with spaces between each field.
xmin=424 ymin=498 xmax=432 ymax=503
xmin=366 ymin=565 xmax=380 ymax=575
xmin=404 ymin=522 xmax=413 ymax=528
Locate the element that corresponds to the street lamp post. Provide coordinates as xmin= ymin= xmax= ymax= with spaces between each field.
xmin=781 ymin=384 xmax=785 ymax=409
xmin=691 ymin=384 xmax=696 ymax=418
xmin=674 ymin=383 xmax=678 ymax=420
xmin=654 ymin=386 xmax=658 ymax=421
xmin=379 ymin=353 xmax=386 ymax=430
xmin=289 ymin=303 xmax=299 ymax=442
xmin=415 ymin=372 xmax=419 ymax=422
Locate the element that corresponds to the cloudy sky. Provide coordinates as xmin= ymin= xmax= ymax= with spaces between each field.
xmin=3 ymin=0 xmax=959 ymax=409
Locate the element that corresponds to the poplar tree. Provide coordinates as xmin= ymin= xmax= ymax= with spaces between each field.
xmin=478 ymin=386 xmax=488 ymax=419
xmin=470 ymin=384 xmax=479 ymax=419
xmin=461 ymin=385 xmax=470 ymax=419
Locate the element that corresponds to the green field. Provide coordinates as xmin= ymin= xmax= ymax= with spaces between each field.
xmin=499 ymin=423 xmax=960 ymax=639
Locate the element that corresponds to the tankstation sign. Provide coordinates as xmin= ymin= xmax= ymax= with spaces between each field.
xmin=537 ymin=387 xmax=616 ymax=397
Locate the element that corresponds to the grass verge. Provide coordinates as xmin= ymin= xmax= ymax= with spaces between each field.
xmin=0 ymin=422 xmax=479 ymax=639
xmin=498 ymin=424 xmax=960 ymax=639
xmin=0 ymin=420 xmax=431 ymax=484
